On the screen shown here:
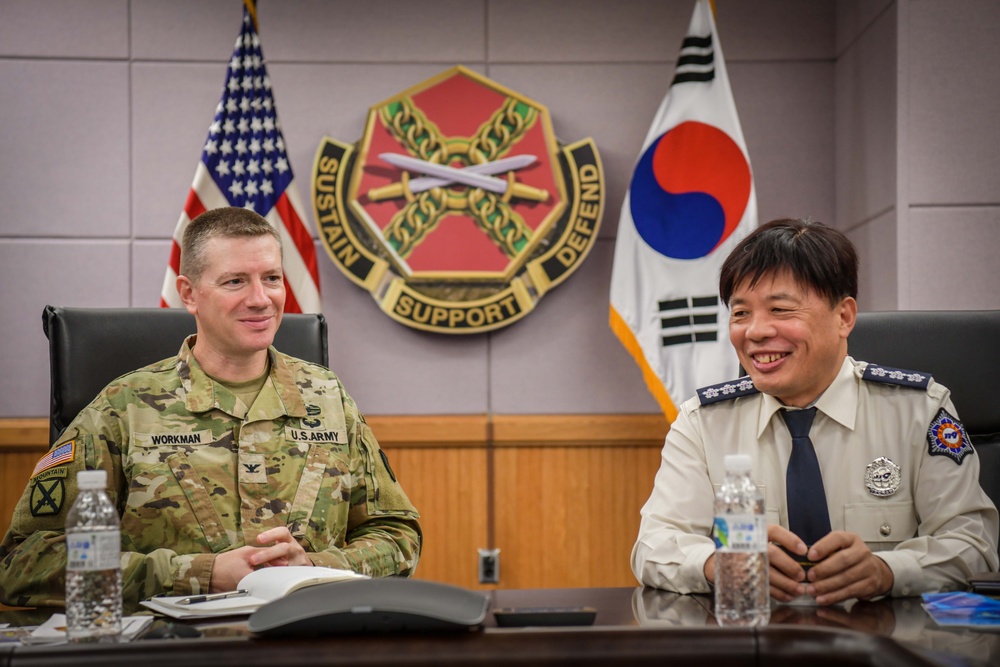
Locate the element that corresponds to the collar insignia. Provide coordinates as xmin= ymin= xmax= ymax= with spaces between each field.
xmin=697 ymin=377 xmax=758 ymax=405
xmin=862 ymin=363 xmax=930 ymax=389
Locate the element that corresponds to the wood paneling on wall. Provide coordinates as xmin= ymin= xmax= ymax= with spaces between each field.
xmin=0 ymin=419 xmax=49 ymax=542
xmin=494 ymin=445 xmax=662 ymax=588
xmin=381 ymin=445 xmax=491 ymax=587
xmin=0 ymin=415 xmax=667 ymax=590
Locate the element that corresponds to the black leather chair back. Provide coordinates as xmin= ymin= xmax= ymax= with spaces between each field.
xmin=43 ymin=305 xmax=328 ymax=444
xmin=848 ymin=310 xmax=1000 ymax=508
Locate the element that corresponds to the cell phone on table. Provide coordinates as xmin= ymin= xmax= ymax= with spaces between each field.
xmin=968 ymin=572 xmax=1000 ymax=595
xmin=493 ymin=606 xmax=597 ymax=627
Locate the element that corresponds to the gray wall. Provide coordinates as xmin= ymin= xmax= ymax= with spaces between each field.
xmin=836 ymin=0 xmax=1000 ymax=311
xmin=1 ymin=0 xmax=997 ymax=420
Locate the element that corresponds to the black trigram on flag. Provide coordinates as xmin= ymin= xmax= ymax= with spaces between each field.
xmin=659 ymin=295 xmax=720 ymax=347
xmin=671 ymin=34 xmax=715 ymax=85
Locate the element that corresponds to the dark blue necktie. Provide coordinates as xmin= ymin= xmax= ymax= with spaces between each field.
xmin=782 ymin=407 xmax=831 ymax=547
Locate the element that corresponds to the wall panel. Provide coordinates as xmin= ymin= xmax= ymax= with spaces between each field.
xmin=493 ymin=444 xmax=661 ymax=588
xmin=381 ymin=445 xmax=490 ymax=587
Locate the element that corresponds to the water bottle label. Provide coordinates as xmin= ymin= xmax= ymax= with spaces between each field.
xmin=66 ymin=531 xmax=120 ymax=571
xmin=713 ymin=515 xmax=767 ymax=552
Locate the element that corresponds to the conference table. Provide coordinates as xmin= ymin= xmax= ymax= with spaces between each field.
xmin=2 ymin=587 xmax=998 ymax=666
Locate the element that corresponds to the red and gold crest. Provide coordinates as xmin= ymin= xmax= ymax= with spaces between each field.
xmin=312 ymin=66 xmax=604 ymax=333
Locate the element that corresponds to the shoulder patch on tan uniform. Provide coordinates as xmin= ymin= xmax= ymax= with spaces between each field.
xmin=927 ymin=407 xmax=974 ymax=465
xmin=379 ymin=450 xmax=397 ymax=483
xmin=31 ymin=440 xmax=77 ymax=477
xmin=30 ymin=477 xmax=66 ymax=516
xmin=358 ymin=422 xmax=417 ymax=517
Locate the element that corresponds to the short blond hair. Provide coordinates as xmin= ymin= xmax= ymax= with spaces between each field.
xmin=180 ymin=207 xmax=282 ymax=282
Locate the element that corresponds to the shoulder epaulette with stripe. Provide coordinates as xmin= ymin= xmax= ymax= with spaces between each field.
xmin=861 ymin=363 xmax=931 ymax=389
xmin=697 ymin=377 xmax=759 ymax=405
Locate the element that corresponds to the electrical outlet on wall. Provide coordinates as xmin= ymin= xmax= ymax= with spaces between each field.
xmin=478 ymin=548 xmax=500 ymax=584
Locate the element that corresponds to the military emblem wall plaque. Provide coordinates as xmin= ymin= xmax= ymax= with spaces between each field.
xmin=312 ymin=66 xmax=604 ymax=333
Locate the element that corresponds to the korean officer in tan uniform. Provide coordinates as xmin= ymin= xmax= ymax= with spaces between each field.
xmin=1 ymin=207 xmax=421 ymax=607
xmin=632 ymin=218 xmax=998 ymax=606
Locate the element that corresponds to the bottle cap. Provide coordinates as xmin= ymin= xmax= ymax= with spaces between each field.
xmin=77 ymin=469 xmax=108 ymax=489
xmin=723 ymin=454 xmax=752 ymax=473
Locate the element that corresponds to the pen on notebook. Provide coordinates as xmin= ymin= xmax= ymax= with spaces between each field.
xmin=176 ymin=589 xmax=249 ymax=605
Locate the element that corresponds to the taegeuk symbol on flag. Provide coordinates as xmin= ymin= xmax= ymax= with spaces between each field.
xmin=609 ymin=0 xmax=757 ymax=422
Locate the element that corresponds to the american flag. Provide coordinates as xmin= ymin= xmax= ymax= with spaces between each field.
xmin=160 ymin=0 xmax=321 ymax=313
xmin=32 ymin=440 xmax=76 ymax=477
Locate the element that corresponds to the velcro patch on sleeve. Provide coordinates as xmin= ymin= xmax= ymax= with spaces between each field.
xmin=30 ymin=477 xmax=65 ymax=516
xmin=31 ymin=440 xmax=77 ymax=477
xmin=379 ymin=449 xmax=397 ymax=483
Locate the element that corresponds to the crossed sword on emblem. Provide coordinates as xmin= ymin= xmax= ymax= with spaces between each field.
xmin=367 ymin=153 xmax=550 ymax=203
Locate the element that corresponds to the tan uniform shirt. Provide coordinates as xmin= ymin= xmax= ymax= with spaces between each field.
xmin=632 ymin=357 xmax=999 ymax=596
xmin=0 ymin=336 xmax=422 ymax=607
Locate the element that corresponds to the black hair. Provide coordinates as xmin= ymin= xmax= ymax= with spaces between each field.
xmin=719 ymin=218 xmax=858 ymax=307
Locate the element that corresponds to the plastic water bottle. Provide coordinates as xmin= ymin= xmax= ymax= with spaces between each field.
xmin=713 ymin=454 xmax=770 ymax=627
xmin=65 ymin=469 xmax=122 ymax=643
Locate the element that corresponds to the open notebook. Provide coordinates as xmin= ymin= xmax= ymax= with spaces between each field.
xmin=141 ymin=566 xmax=368 ymax=619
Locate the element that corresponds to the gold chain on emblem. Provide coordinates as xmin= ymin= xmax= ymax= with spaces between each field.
xmin=384 ymin=188 xmax=448 ymax=258
xmin=463 ymin=99 xmax=537 ymax=255
xmin=378 ymin=97 xmax=540 ymax=259
xmin=379 ymin=100 xmax=447 ymax=162
xmin=467 ymin=190 xmax=531 ymax=257
xmin=470 ymin=98 xmax=536 ymax=161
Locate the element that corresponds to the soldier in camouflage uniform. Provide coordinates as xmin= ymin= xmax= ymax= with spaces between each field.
xmin=0 ymin=207 xmax=421 ymax=607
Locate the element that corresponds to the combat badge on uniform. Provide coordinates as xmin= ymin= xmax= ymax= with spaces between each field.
xmin=865 ymin=457 xmax=901 ymax=497
xmin=302 ymin=403 xmax=322 ymax=429
xmin=927 ymin=408 xmax=974 ymax=465
xmin=697 ymin=377 xmax=759 ymax=406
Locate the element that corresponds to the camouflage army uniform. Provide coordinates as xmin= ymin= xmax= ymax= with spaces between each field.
xmin=0 ymin=336 xmax=421 ymax=607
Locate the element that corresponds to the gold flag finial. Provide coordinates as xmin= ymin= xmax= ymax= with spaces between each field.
xmin=243 ymin=0 xmax=258 ymax=32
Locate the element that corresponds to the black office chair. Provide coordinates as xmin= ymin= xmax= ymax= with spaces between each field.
xmin=848 ymin=310 xmax=1000 ymax=509
xmin=43 ymin=305 xmax=329 ymax=444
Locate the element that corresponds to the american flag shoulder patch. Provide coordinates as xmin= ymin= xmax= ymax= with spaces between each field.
xmin=32 ymin=440 xmax=77 ymax=477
